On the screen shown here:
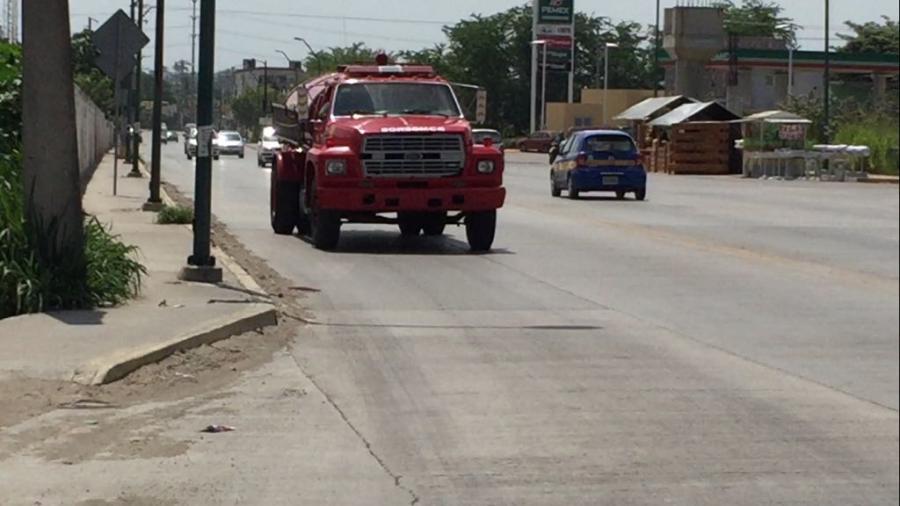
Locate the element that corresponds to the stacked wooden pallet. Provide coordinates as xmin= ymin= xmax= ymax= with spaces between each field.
xmin=668 ymin=123 xmax=732 ymax=175
xmin=644 ymin=140 xmax=670 ymax=173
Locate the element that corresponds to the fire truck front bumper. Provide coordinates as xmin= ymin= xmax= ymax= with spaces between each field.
xmin=318 ymin=186 xmax=506 ymax=213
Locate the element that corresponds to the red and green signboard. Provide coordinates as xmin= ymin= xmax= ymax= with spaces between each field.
xmin=534 ymin=0 xmax=575 ymax=72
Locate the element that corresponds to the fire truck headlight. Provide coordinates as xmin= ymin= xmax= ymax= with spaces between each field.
xmin=325 ymin=159 xmax=347 ymax=176
xmin=476 ymin=160 xmax=495 ymax=174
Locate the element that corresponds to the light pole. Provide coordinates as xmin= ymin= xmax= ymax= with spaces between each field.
xmin=823 ymin=0 xmax=831 ymax=144
xmin=294 ymin=36 xmax=316 ymax=74
xmin=603 ymin=42 xmax=619 ymax=126
xmin=277 ymin=49 xmax=299 ymax=89
xmin=776 ymin=24 xmax=795 ymax=99
xmin=531 ymin=40 xmax=548 ymax=130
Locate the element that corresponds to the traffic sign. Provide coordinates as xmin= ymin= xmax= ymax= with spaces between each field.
xmin=92 ymin=10 xmax=149 ymax=81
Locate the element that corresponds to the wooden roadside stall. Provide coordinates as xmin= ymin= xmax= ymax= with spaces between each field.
xmin=613 ymin=96 xmax=697 ymax=173
xmin=646 ymin=102 xmax=741 ymax=175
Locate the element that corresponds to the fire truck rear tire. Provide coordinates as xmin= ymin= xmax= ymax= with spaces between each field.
xmin=466 ymin=211 xmax=496 ymax=252
xmin=271 ymin=171 xmax=299 ymax=235
xmin=311 ymin=210 xmax=341 ymax=250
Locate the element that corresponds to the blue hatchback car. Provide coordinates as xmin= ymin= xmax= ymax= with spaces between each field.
xmin=550 ymin=130 xmax=647 ymax=201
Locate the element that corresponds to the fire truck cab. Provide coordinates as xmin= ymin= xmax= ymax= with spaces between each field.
xmin=270 ymin=57 xmax=505 ymax=251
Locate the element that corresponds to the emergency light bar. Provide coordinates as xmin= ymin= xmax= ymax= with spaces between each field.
xmin=338 ymin=64 xmax=436 ymax=77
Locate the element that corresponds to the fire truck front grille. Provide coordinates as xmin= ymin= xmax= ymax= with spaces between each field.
xmin=362 ymin=134 xmax=465 ymax=178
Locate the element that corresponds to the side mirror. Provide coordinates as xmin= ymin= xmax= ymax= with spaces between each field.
xmin=548 ymin=146 xmax=559 ymax=164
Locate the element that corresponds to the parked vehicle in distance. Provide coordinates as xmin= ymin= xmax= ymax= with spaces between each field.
xmin=165 ymin=130 xmax=179 ymax=143
xmin=473 ymin=129 xmax=502 ymax=148
xmin=269 ymin=56 xmax=504 ymax=251
xmin=550 ymin=129 xmax=647 ymax=201
xmin=517 ymin=130 xmax=557 ymax=153
xmin=216 ymin=131 xmax=245 ymax=158
xmin=257 ymin=127 xmax=280 ymax=167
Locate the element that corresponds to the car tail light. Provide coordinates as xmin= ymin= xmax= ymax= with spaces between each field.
xmin=636 ymin=153 xmax=644 ymax=165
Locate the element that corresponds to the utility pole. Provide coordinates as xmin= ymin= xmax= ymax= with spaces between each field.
xmin=654 ymin=0 xmax=661 ymax=97
xmin=529 ymin=2 xmax=538 ymax=134
xmin=190 ymin=0 xmax=198 ymax=123
xmin=823 ymin=0 xmax=831 ymax=145
xmin=144 ymin=0 xmax=165 ymax=211
xmin=180 ymin=0 xmax=222 ymax=283
xmin=129 ymin=0 xmax=145 ymax=176
xmin=263 ymin=60 xmax=269 ymax=115
xmin=22 ymin=0 xmax=86 ymax=284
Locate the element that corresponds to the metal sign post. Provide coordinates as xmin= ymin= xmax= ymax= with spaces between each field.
xmin=532 ymin=0 xmax=576 ymax=131
xmin=92 ymin=10 xmax=149 ymax=195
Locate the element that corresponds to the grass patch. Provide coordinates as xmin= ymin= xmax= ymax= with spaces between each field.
xmin=156 ymin=205 xmax=194 ymax=225
xmin=1 ymin=147 xmax=146 ymax=319
xmin=835 ymin=119 xmax=900 ymax=176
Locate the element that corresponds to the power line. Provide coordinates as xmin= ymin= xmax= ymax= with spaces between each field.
xmin=167 ymin=7 xmax=453 ymax=26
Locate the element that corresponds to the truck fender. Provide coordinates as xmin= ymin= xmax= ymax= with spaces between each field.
xmin=274 ymin=149 xmax=306 ymax=183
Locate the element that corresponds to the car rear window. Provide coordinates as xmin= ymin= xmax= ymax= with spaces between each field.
xmin=584 ymin=135 xmax=635 ymax=154
xmin=222 ymin=133 xmax=241 ymax=141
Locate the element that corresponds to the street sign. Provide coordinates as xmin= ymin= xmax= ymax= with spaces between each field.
xmin=534 ymin=0 xmax=575 ymax=73
xmin=92 ymin=10 xmax=149 ymax=81
xmin=475 ymin=89 xmax=487 ymax=124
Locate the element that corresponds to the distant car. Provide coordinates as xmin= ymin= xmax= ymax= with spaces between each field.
xmin=184 ymin=127 xmax=220 ymax=161
xmin=473 ymin=129 xmax=502 ymax=147
xmin=550 ymin=129 xmax=647 ymax=201
xmin=517 ymin=130 xmax=557 ymax=153
xmin=165 ymin=130 xmax=179 ymax=143
xmin=257 ymin=129 xmax=280 ymax=167
xmin=215 ymin=131 xmax=245 ymax=158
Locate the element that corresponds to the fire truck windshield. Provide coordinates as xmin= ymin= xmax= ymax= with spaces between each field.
xmin=332 ymin=83 xmax=461 ymax=118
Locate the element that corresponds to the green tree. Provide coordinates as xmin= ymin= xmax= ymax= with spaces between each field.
xmin=838 ymin=16 xmax=900 ymax=53
xmin=230 ymin=85 xmax=283 ymax=137
xmin=719 ymin=0 xmax=798 ymax=44
xmin=71 ymin=29 xmax=115 ymax=114
xmin=304 ymin=43 xmax=381 ymax=77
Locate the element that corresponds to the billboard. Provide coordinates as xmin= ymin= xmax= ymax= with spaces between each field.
xmin=534 ymin=0 xmax=574 ymax=72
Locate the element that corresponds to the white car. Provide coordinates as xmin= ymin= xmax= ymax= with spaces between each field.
xmin=257 ymin=128 xmax=280 ymax=167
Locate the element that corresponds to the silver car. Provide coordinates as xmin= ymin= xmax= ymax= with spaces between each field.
xmin=216 ymin=131 xmax=245 ymax=158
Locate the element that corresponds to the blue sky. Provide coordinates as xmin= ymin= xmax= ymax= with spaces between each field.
xmin=65 ymin=0 xmax=900 ymax=70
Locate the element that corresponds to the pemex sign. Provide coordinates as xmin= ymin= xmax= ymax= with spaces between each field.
xmin=534 ymin=0 xmax=575 ymax=72
xmin=537 ymin=0 xmax=574 ymax=24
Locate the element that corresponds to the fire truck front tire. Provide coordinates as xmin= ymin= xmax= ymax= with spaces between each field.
xmin=398 ymin=213 xmax=422 ymax=236
xmin=422 ymin=212 xmax=447 ymax=236
xmin=465 ymin=210 xmax=496 ymax=252
xmin=270 ymin=170 xmax=299 ymax=235
xmin=311 ymin=210 xmax=341 ymax=250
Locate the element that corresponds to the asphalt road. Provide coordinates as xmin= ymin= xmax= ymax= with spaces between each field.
xmin=148 ymin=141 xmax=898 ymax=504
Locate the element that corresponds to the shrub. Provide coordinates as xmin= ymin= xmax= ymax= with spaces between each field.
xmin=156 ymin=205 xmax=194 ymax=225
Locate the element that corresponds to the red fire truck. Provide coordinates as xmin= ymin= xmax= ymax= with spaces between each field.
xmin=270 ymin=56 xmax=505 ymax=251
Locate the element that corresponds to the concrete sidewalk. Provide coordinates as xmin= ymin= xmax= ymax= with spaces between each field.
xmin=0 ymin=153 xmax=276 ymax=385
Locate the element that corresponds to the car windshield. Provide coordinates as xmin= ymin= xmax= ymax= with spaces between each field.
xmin=220 ymin=133 xmax=241 ymax=141
xmin=333 ymin=83 xmax=461 ymax=117
xmin=262 ymin=135 xmax=278 ymax=143
xmin=584 ymin=135 xmax=635 ymax=154
xmin=475 ymin=132 xmax=501 ymax=144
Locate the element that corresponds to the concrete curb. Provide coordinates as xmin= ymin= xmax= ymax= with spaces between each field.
xmin=858 ymin=176 xmax=900 ymax=185
xmin=73 ymin=305 xmax=278 ymax=385
xmin=64 ymin=159 xmax=279 ymax=386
